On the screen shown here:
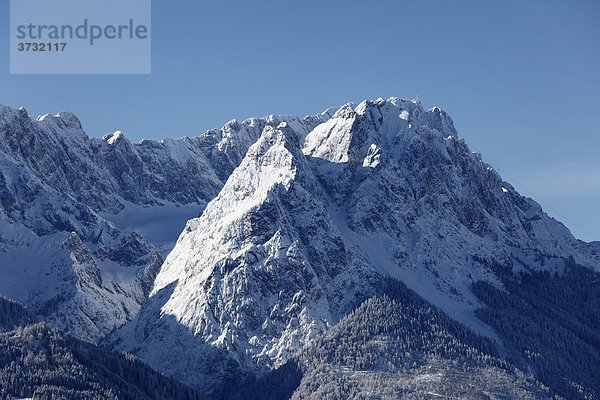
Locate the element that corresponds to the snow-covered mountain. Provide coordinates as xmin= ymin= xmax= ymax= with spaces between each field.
xmin=109 ymin=97 xmax=600 ymax=393
xmin=2 ymin=98 xmax=598 ymax=398
xmin=0 ymin=104 xmax=332 ymax=342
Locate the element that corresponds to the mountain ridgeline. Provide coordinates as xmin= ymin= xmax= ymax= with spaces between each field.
xmin=0 ymin=98 xmax=598 ymax=399
xmin=0 ymin=103 xmax=332 ymax=343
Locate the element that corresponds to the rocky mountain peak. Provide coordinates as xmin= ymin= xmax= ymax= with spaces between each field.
xmin=102 ymin=130 xmax=127 ymax=145
xmin=111 ymin=98 xmax=599 ymax=393
xmin=2 ymin=98 xmax=598 ymax=396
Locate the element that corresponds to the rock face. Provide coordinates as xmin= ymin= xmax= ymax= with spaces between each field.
xmin=0 ymin=105 xmax=330 ymax=215
xmin=0 ymin=142 xmax=159 ymax=342
xmin=110 ymin=97 xmax=599 ymax=392
xmin=0 ymin=103 xmax=332 ymax=342
xmin=112 ymin=122 xmax=381 ymax=391
xmin=2 ymin=98 xmax=599 ymax=395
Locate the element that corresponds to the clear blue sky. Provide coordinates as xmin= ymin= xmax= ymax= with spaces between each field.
xmin=1 ymin=0 xmax=599 ymax=241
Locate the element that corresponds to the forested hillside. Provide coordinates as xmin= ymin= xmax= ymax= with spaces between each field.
xmin=223 ymin=278 xmax=557 ymax=399
xmin=473 ymin=261 xmax=600 ymax=400
xmin=0 ymin=323 xmax=201 ymax=400
xmin=0 ymin=296 xmax=37 ymax=332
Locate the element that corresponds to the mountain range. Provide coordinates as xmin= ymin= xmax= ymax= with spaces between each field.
xmin=0 ymin=98 xmax=598 ymax=399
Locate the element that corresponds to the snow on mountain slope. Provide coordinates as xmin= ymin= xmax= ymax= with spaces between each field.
xmin=111 ymin=122 xmax=379 ymax=391
xmin=101 ymin=202 xmax=204 ymax=257
xmin=0 ymin=104 xmax=334 ymax=215
xmin=0 ymin=148 xmax=162 ymax=342
xmin=0 ymin=103 xmax=336 ymax=343
xmin=112 ymin=97 xmax=599 ymax=393
xmin=304 ymin=97 xmax=600 ymax=332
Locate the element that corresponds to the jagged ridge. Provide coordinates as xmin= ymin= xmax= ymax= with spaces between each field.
xmin=112 ymin=97 xmax=600 ymax=394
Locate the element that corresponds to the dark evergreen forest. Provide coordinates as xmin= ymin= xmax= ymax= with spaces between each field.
xmin=473 ymin=262 xmax=600 ymax=400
